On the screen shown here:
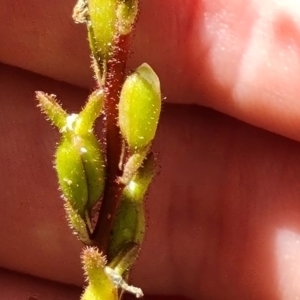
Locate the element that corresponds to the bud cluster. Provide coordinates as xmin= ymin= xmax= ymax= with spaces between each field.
xmin=36 ymin=1 xmax=161 ymax=299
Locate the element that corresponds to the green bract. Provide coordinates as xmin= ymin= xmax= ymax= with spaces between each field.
xmin=76 ymin=89 xmax=105 ymax=135
xmin=118 ymin=63 xmax=161 ymax=152
xmin=64 ymin=202 xmax=91 ymax=244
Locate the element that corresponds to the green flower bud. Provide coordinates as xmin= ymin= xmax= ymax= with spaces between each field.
xmin=81 ymin=247 xmax=117 ymax=300
xmin=37 ymin=90 xmax=106 ymax=217
xmin=108 ymin=191 xmax=145 ymax=262
xmin=109 ymin=154 xmax=155 ymax=261
xmin=118 ymin=63 xmax=161 ymax=152
xmin=56 ymin=129 xmax=105 ymax=217
xmin=88 ymin=0 xmax=118 ymax=60
xmin=116 ymin=0 xmax=138 ymax=35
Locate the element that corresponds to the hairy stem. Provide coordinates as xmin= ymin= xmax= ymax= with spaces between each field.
xmin=92 ymin=34 xmax=129 ymax=253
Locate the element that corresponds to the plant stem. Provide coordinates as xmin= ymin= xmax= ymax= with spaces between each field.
xmin=92 ymin=34 xmax=129 ymax=254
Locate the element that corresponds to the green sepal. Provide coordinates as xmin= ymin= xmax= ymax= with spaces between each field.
xmin=87 ymin=0 xmax=118 ymax=60
xmin=117 ymin=0 xmax=138 ymax=35
xmin=78 ymin=133 xmax=106 ymax=211
xmin=37 ymin=89 xmax=106 ymax=217
xmin=118 ymin=63 xmax=161 ymax=152
xmin=56 ymin=137 xmax=87 ymax=216
xmin=36 ymin=91 xmax=67 ymax=130
xmin=81 ymin=247 xmax=117 ymax=300
xmin=119 ymin=145 xmax=149 ymax=185
xmin=75 ymin=89 xmax=105 ymax=135
xmin=72 ymin=0 xmax=107 ymax=83
xmin=64 ymin=202 xmax=91 ymax=245
xmin=55 ymin=131 xmax=105 ymax=217
xmin=125 ymin=152 xmax=155 ymax=200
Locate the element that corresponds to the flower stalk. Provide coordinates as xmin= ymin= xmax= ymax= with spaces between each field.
xmin=36 ymin=0 xmax=161 ymax=299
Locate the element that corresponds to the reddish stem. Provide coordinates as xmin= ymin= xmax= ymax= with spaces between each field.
xmin=92 ymin=35 xmax=129 ymax=253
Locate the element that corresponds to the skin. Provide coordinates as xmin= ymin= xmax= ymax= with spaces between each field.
xmin=1 ymin=0 xmax=300 ymax=299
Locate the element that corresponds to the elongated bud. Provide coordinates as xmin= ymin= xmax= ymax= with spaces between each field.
xmin=37 ymin=90 xmax=106 ymax=217
xmin=87 ymin=0 xmax=118 ymax=60
xmin=118 ymin=63 xmax=161 ymax=152
xmin=56 ymin=130 xmax=105 ymax=217
xmin=108 ymin=191 xmax=145 ymax=261
xmin=109 ymin=154 xmax=155 ymax=261
xmin=117 ymin=0 xmax=138 ymax=35
xmin=81 ymin=247 xmax=118 ymax=300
